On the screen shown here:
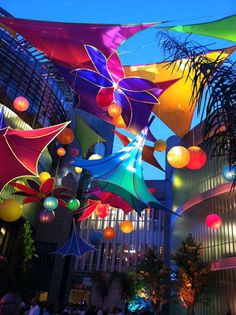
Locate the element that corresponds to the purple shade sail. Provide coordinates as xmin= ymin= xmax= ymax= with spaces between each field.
xmin=0 ymin=17 xmax=159 ymax=69
xmin=0 ymin=107 xmax=7 ymax=129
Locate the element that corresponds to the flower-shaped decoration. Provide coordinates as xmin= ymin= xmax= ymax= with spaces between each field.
xmin=73 ymin=45 xmax=162 ymax=127
xmin=11 ymin=178 xmax=74 ymax=208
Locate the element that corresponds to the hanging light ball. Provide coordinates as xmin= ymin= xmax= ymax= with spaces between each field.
xmin=167 ymin=146 xmax=190 ymax=168
xmin=103 ymin=226 xmax=116 ymax=240
xmin=222 ymin=165 xmax=236 ymax=182
xmin=74 ymin=167 xmax=83 ymax=174
xmin=154 ymin=139 xmax=167 ymax=152
xmin=0 ymin=199 xmax=22 ymax=222
xmin=108 ymin=103 xmax=122 ymax=118
xmin=43 ymin=196 xmax=58 ymax=211
xmin=70 ymin=147 xmax=79 ymax=157
xmin=14 ymin=180 xmax=25 ymax=192
xmin=96 ymin=203 xmax=110 ymax=218
xmin=13 ymin=96 xmax=29 ymax=112
xmin=39 ymin=172 xmax=51 ymax=184
xmin=39 ymin=209 xmax=55 ymax=224
xmin=56 ymin=128 xmax=74 ymax=145
xmin=67 ymin=198 xmax=80 ymax=211
xmin=90 ymin=231 xmax=103 ymax=245
xmin=88 ymin=154 xmax=102 ymax=160
xmin=113 ymin=115 xmax=126 ymax=128
xmin=120 ymin=220 xmax=133 ymax=234
xmin=96 ymin=89 xmax=114 ymax=108
xmin=186 ymin=146 xmax=207 ymax=170
xmin=57 ymin=147 xmax=66 ymax=157
xmin=205 ymin=213 xmax=222 ymax=229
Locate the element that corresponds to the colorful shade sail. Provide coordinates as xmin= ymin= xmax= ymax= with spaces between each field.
xmin=73 ymin=127 xmax=169 ymax=215
xmin=0 ymin=122 xmax=68 ymax=191
xmin=0 ymin=17 xmax=159 ymax=69
xmin=163 ymin=14 xmax=236 ymax=43
xmin=0 ymin=107 xmax=7 ymax=129
xmin=113 ymin=129 xmax=164 ymax=171
xmin=124 ymin=47 xmax=234 ymax=137
xmin=53 ymin=220 xmax=95 ymax=257
xmin=75 ymin=115 xmax=105 ymax=158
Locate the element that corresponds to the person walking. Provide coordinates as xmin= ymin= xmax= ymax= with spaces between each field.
xmin=0 ymin=293 xmax=22 ymax=315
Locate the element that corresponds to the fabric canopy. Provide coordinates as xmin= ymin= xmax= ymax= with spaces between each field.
xmin=75 ymin=115 xmax=105 ymax=158
xmin=0 ymin=17 xmax=159 ymax=69
xmin=124 ymin=47 xmax=235 ymax=137
xmin=73 ymin=127 xmax=170 ymax=215
xmin=163 ymin=14 xmax=236 ymax=43
xmin=0 ymin=107 xmax=7 ymax=129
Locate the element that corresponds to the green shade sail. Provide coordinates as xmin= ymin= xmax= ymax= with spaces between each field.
xmin=164 ymin=14 xmax=236 ymax=42
xmin=75 ymin=115 xmax=105 ymax=158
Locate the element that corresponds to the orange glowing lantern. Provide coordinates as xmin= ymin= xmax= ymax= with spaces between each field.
xmin=186 ymin=146 xmax=207 ymax=170
xmin=13 ymin=96 xmax=29 ymax=112
xmin=167 ymin=146 xmax=190 ymax=168
xmin=154 ymin=139 xmax=167 ymax=152
xmin=120 ymin=220 xmax=133 ymax=234
xmin=57 ymin=147 xmax=66 ymax=156
xmin=103 ymin=226 xmax=116 ymax=240
xmin=113 ymin=115 xmax=126 ymax=128
xmin=205 ymin=214 xmax=222 ymax=229
xmin=96 ymin=203 xmax=110 ymax=218
xmin=108 ymin=103 xmax=122 ymax=118
xmin=56 ymin=128 xmax=74 ymax=145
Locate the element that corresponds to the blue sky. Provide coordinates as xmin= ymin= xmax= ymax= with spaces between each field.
xmin=1 ymin=0 xmax=236 ymax=179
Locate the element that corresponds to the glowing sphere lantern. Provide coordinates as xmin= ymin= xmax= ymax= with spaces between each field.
xmin=43 ymin=196 xmax=58 ymax=211
xmin=167 ymin=146 xmax=190 ymax=168
xmin=96 ymin=88 xmax=113 ymax=108
xmin=103 ymin=226 xmax=116 ymax=240
xmin=186 ymin=146 xmax=207 ymax=170
xmin=70 ymin=147 xmax=79 ymax=157
xmin=120 ymin=220 xmax=133 ymax=234
xmin=39 ymin=172 xmax=51 ymax=184
xmin=154 ymin=139 xmax=167 ymax=152
xmin=67 ymin=199 xmax=80 ymax=211
xmin=39 ymin=209 xmax=55 ymax=224
xmin=113 ymin=115 xmax=126 ymax=128
xmin=56 ymin=128 xmax=74 ymax=145
xmin=57 ymin=147 xmax=66 ymax=157
xmin=88 ymin=154 xmax=102 ymax=160
xmin=90 ymin=231 xmax=103 ymax=245
xmin=96 ymin=203 xmax=110 ymax=218
xmin=205 ymin=214 xmax=222 ymax=230
xmin=108 ymin=103 xmax=122 ymax=118
xmin=0 ymin=199 xmax=22 ymax=222
xmin=13 ymin=96 xmax=29 ymax=112
xmin=74 ymin=167 xmax=83 ymax=174
xmin=222 ymin=165 xmax=236 ymax=182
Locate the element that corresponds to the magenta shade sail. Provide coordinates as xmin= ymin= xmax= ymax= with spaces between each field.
xmin=0 ymin=17 xmax=158 ymax=69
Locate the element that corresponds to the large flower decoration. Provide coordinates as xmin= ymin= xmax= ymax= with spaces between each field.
xmin=73 ymin=45 xmax=161 ymax=127
xmin=11 ymin=178 xmax=74 ymax=207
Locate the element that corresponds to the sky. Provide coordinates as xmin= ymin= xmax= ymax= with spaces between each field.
xmin=1 ymin=0 xmax=236 ymax=179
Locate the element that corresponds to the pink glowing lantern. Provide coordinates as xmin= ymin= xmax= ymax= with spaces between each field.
xmin=13 ymin=96 xmax=29 ymax=112
xmin=205 ymin=214 xmax=222 ymax=229
xmin=96 ymin=203 xmax=110 ymax=218
xmin=70 ymin=147 xmax=79 ymax=157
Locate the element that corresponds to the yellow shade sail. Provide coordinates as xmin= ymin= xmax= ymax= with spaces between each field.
xmin=124 ymin=47 xmax=235 ymax=137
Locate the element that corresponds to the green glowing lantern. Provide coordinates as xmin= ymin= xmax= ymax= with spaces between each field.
xmin=67 ymin=198 xmax=80 ymax=211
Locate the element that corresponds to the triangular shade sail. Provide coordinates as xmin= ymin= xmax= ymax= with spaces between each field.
xmin=124 ymin=47 xmax=235 ymax=137
xmin=75 ymin=115 xmax=105 ymax=158
xmin=0 ymin=17 xmax=159 ymax=69
xmin=53 ymin=220 xmax=95 ymax=257
xmin=0 ymin=107 xmax=7 ymax=129
xmin=0 ymin=122 xmax=68 ymax=191
xmin=163 ymin=14 xmax=236 ymax=43
xmin=73 ymin=127 xmax=168 ymax=214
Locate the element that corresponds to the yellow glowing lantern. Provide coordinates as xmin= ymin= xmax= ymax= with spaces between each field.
xmin=39 ymin=172 xmax=51 ymax=184
xmin=167 ymin=146 xmax=190 ymax=168
xmin=0 ymin=199 xmax=22 ymax=222
xmin=57 ymin=147 xmax=66 ymax=156
xmin=113 ymin=115 xmax=126 ymax=128
xmin=120 ymin=220 xmax=133 ymax=234
xmin=88 ymin=154 xmax=102 ymax=160
xmin=108 ymin=103 xmax=122 ymax=118
xmin=74 ymin=167 xmax=83 ymax=174
xmin=154 ymin=139 xmax=167 ymax=152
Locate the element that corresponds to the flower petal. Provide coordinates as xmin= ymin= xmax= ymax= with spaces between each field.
xmin=58 ymin=198 xmax=67 ymax=208
xmin=52 ymin=187 xmax=71 ymax=195
xmin=10 ymin=182 xmax=37 ymax=195
xmin=123 ymin=90 xmax=159 ymax=104
xmin=27 ymin=179 xmax=40 ymax=191
xmin=96 ymin=87 xmax=114 ymax=108
xmin=41 ymin=178 xmax=55 ymax=194
xmin=78 ymin=200 xmax=99 ymax=221
xmin=85 ymin=45 xmax=112 ymax=80
xmin=114 ymin=89 xmax=132 ymax=128
xmin=119 ymin=77 xmax=158 ymax=92
xmin=73 ymin=69 xmax=113 ymax=88
xmin=23 ymin=196 xmax=41 ymax=204
xmin=107 ymin=51 xmax=124 ymax=83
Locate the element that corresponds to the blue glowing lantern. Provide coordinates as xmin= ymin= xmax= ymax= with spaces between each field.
xmin=90 ymin=231 xmax=103 ymax=245
xmin=43 ymin=196 xmax=58 ymax=211
xmin=223 ymin=165 xmax=236 ymax=182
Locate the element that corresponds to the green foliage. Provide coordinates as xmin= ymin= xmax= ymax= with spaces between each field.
xmin=115 ymin=271 xmax=136 ymax=301
xmin=21 ymin=221 xmax=35 ymax=272
xmin=172 ymin=234 xmax=211 ymax=314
